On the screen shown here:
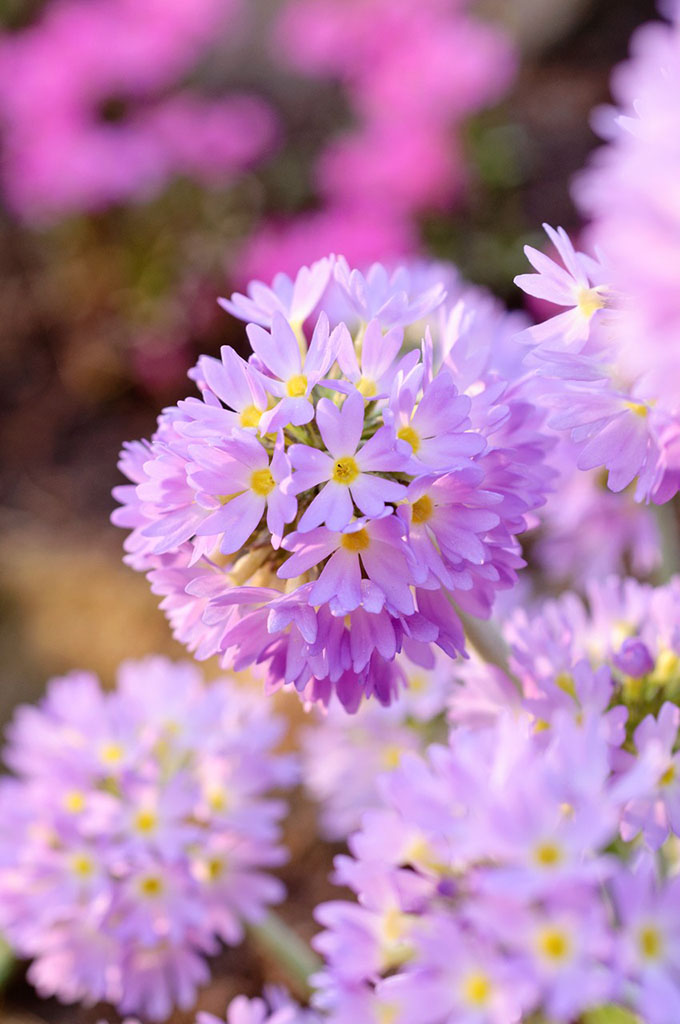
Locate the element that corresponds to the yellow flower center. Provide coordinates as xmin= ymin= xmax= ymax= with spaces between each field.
xmin=376 ymin=1004 xmax=398 ymax=1024
xmin=381 ymin=744 xmax=403 ymax=770
xmin=638 ymin=924 xmax=664 ymax=961
xmin=286 ymin=374 xmax=308 ymax=397
xmin=139 ymin=875 xmax=164 ymax=897
xmin=576 ymin=286 xmax=606 ymax=319
xmin=398 ymin=425 xmax=421 ymax=453
xmin=411 ymin=494 xmax=433 ymax=524
xmin=206 ymin=857 xmax=225 ymax=881
xmin=64 ymin=790 xmax=85 ymax=814
xmin=537 ymin=926 xmax=572 ymax=963
xmin=357 ymin=376 xmax=377 ymax=398
xmin=652 ymin=649 xmax=680 ymax=685
xmin=71 ymin=853 xmax=95 ymax=878
xmin=341 ymin=528 xmax=370 ymax=552
xmin=208 ymin=788 xmax=229 ymax=813
xmin=250 ymin=467 xmax=275 ymax=496
xmin=332 ymin=456 xmax=360 ymax=485
xmin=555 ymin=672 xmax=576 ymax=698
xmin=240 ymin=404 xmax=261 ymax=428
xmin=461 ymin=971 xmax=493 ymax=1007
xmin=533 ymin=841 xmax=564 ymax=868
xmin=134 ymin=809 xmax=158 ymax=835
xmin=100 ymin=742 xmax=123 ymax=765
xmin=625 ymin=401 xmax=649 ymax=418
xmin=660 ymin=762 xmax=676 ymax=787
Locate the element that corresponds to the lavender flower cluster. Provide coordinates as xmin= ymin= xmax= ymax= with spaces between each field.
xmin=2 ymin=4 xmax=680 ymax=1024
xmin=113 ymin=257 xmax=553 ymax=712
xmin=0 ymin=658 xmax=296 ymax=1019
xmin=313 ymin=656 xmax=680 ymax=1022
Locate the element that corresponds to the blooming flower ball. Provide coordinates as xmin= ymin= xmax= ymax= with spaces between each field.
xmin=113 ymin=256 xmax=553 ymax=711
xmin=0 ymin=657 xmax=297 ymax=1019
xmin=313 ymin=697 xmax=680 ymax=1024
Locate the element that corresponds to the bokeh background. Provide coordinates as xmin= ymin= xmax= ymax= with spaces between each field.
xmin=0 ymin=0 xmax=660 ymax=1019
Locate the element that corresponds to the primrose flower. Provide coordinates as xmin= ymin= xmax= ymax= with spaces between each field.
xmin=0 ymin=658 xmax=296 ymax=1019
xmin=312 ymin=703 xmax=680 ymax=1024
xmin=199 ymin=987 xmax=321 ymax=1024
xmin=114 ymin=256 xmax=552 ymax=710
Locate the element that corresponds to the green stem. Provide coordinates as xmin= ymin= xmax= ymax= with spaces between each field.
xmin=654 ymin=498 xmax=680 ymax=583
xmin=247 ymin=911 xmax=322 ymax=998
xmin=455 ymin=606 xmax=522 ymax=695
xmin=0 ymin=937 xmax=14 ymax=990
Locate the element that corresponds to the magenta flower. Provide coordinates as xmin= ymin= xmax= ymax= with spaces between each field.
xmin=248 ymin=312 xmax=341 ymax=432
xmin=290 ymin=392 xmax=407 ymax=531
xmin=191 ymin=432 xmax=296 ymax=552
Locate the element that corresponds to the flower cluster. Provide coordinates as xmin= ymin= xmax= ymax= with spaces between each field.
xmin=514 ymin=5 xmax=680 ymax=504
xmin=0 ymin=0 xmax=276 ymax=220
xmin=533 ymin=440 xmax=661 ymax=588
xmin=0 ymin=658 xmax=296 ymax=1019
xmin=301 ymin=650 xmax=452 ymax=840
xmin=199 ymin=987 xmax=321 ymax=1024
xmin=114 ymin=256 xmax=553 ymax=711
xmin=313 ymin=685 xmax=680 ymax=1023
xmin=239 ymin=0 xmax=515 ymax=279
xmin=450 ymin=575 xmax=680 ymax=741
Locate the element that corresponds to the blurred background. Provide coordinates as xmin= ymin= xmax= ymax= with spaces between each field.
xmin=0 ymin=0 xmax=662 ymax=1020
xmin=0 ymin=0 xmax=659 ymax=725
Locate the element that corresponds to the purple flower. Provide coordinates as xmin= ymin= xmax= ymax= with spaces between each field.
xmin=290 ymin=392 xmax=407 ymax=531
xmin=114 ymin=257 xmax=553 ymax=710
xmin=0 ymin=657 xmax=296 ymax=1019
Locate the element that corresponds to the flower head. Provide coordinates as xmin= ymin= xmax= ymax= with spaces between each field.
xmin=114 ymin=256 xmax=552 ymax=710
xmin=0 ymin=658 xmax=296 ymax=1019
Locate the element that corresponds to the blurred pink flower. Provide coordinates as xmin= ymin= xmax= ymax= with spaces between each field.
xmin=0 ymin=0 xmax=276 ymax=220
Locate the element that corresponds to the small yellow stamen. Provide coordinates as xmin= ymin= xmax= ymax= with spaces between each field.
xmin=101 ymin=742 xmax=123 ymax=765
xmin=660 ymin=762 xmax=676 ymax=787
xmin=381 ymin=744 xmax=403 ymax=770
xmin=208 ymin=788 xmax=229 ymax=813
xmin=63 ymin=790 xmax=85 ymax=814
xmin=139 ymin=875 xmax=164 ymax=897
xmin=357 ymin=376 xmax=377 ymax=398
xmin=555 ymin=671 xmax=576 ymax=699
xmin=533 ymin=841 xmax=563 ymax=868
xmin=341 ymin=528 xmax=370 ymax=552
xmin=71 ymin=853 xmax=95 ymax=878
xmin=411 ymin=494 xmax=433 ymax=524
xmin=206 ymin=857 xmax=225 ymax=881
xmin=134 ymin=809 xmax=158 ymax=835
xmin=286 ymin=374 xmax=308 ymax=397
xmin=537 ymin=926 xmax=571 ymax=963
xmin=240 ymin=404 xmax=261 ymax=428
xmin=251 ymin=467 xmax=275 ymax=496
xmin=461 ymin=971 xmax=493 ymax=1007
xmin=576 ymin=286 xmax=606 ymax=320
xmin=332 ymin=456 xmax=360 ymax=485
xmin=638 ymin=925 xmax=664 ymax=961
xmin=398 ymin=425 xmax=421 ymax=453
xmin=625 ymin=401 xmax=649 ymax=418
xmin=652 ymin=649 xmax=680 ymax=685
xmin=376 ymin=1004 xmax=398 ymax=1024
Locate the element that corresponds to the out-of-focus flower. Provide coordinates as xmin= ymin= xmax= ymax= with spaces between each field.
xmin=113 ymin=256 xmax=553 ymax=711
xmin=301 ymin=651 xmax=453 ymax=840
xmin=313 ymin=679 xmax=680 ymax=1023
xmin=240 ymin=0 xmax=516 ymax=277
xmin=0 ymin=0 xmax=276 ymax=220
xmin=199 ymin=987 xmax=322 ymax=1024
xmin=0 ymin=657 xmax=296 ymax=1019
xmin=515 ymin=8 xmax=680 ymax=504
xmin=534 ymin=442 xmax=661 ymax=588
